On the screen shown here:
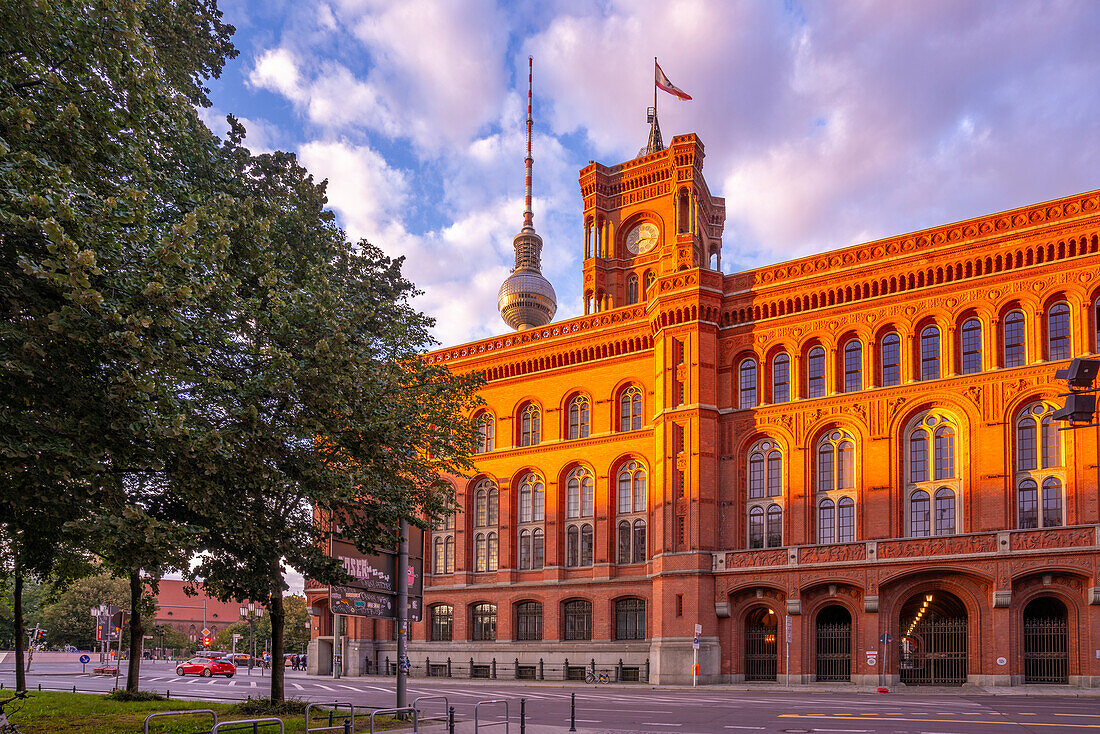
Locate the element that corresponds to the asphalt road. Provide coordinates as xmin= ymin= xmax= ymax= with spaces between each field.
xmin=3 ymin=660 xmax=1099 ymax=733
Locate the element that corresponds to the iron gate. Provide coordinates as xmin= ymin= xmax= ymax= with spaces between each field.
xmin=815 ymin=622 xmax=851 ymax=682
xmin=898 ymin=618 xmax=967 ymax=686
xmin=744 ymin=625 xmax=777 ymax=681
xmin=1023 ymin=617 xmax=1068 ymax=684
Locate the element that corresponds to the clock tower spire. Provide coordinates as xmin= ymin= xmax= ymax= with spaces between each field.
xmin=498 ymin=57 xmax=557 ymax=331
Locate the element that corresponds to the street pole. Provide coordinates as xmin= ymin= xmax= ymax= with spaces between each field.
xmin=332 ymin=612 xmax=341 ymax=679
xmin=397 ymin=519 xmax=409 ymax=711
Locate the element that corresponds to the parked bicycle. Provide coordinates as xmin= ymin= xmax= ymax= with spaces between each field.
xmin=584 ymin=670 xmax=610 ymax=684
xmin=0 ymin=690 xmax=30 ymax=734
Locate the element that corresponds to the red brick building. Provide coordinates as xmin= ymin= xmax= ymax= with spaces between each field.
xmin=307 ymin=125 xmax=1100 ymax=686
xmin=154 ymin=580 xmax=259 ymax=642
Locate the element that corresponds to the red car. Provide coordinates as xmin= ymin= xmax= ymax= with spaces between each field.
xmin=176 ymin=656 xmax=235 ymax=678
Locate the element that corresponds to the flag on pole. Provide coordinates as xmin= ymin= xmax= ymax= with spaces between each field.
xmin=655 ymin=60 xmax=692 ymax=101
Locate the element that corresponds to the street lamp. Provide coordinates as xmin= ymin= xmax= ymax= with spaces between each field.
xmin=240 ymin=602 xmax=262 ymax=673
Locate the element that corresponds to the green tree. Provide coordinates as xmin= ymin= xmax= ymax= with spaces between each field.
xmin=212 ymin=594 xmax=309 ymax=657
xmin=38 ymin=573 xmax=129 ymax=650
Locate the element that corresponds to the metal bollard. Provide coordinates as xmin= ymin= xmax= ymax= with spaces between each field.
xmin=569 ymin=692 xmax=576 ymax=732
xmin=343 ymin=718 xmax=352 ymax=734
xmin=520 ymin=698 xmax=526 ymax=734
xmin=448 ymin=705 xmax=456 ymax=734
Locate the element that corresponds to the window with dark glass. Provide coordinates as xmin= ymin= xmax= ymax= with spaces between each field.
xmin=516 ymin=602 xmax=543 ymax=642
xmin=837 ymin=497 xmax=855 ymax=542
xmin=806 ymin=347 xmax=826 ymax=398
xmin=430 ymin=605 xmax=453 ymax=642
xmin=568 ymin=396 xmax=590 ymax=439
xmin=627 ymin=274 xmax=639 ymax=305
xmin=881 ymin=333 xmax=901 ymax=386
xmin=1048 ymin=303 xmax=1071 ymax=360
xmin=563 ymin=600 xmax=592 ymax=641
xmin=920 ymin=326 xmax=940 ymax=380
xmin=910 ymin=490 xmax=930 ymax=537
xmin=818 ymin=499 xmax=834 ymax=544
xmin=1042 ymin=478 xmax=1063 ymax=528
xmin=748 ymin=506 xmax=764 ymax=549
xmin=1017 ymin=479 xmax=1038 ymax=529
xmin=615 ymin=598 xmax=646 ymax=640
xmin=933 ymin=488 xmax=956 ymax=535
xmin=766 ymin=505 xmax=782 ymax=547
xmin=644 ymin=271 xmax=656 ymax=298
xmin=933 ymin=426 xmax=955 ymax=480
xmin=843 ymin=340 xmax=862 ymax=392
xmin=472 ymin=603 xmax=496 ymax=641
xmin=520 ymin=404 xmax=541 ymax=446
xmin=739 ymin=358 xmax=758 ymax=409
xmin=616 ymin=461 xmax=647 ymax=564
xmin=772 ymin=353 xmax=790 ymax=403
xmin=619 ymin=386 xmax=643 ymax=431
xmin=960 ymin=318 xmax=982 ymax=374
xmin=1004 ymin=311 xmax=1026 ymax=367
xmin=475 ymin=413 xmax=495 ymax=453
xmin=1017 ymin=416 xmax=1037 ymax=471
xmin=1015 ymin=402 xmax=1066 ymax=529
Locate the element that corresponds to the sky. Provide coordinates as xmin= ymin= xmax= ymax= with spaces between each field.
xmin=201 ymin=0 xmax=1100 ymax=350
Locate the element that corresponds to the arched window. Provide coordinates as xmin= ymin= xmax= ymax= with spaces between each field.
xmin=566 ymin=466 xmax=594 ymax=568
xmin=567 ymin=395 xmax=590 ymax=439
xmin=474 ymin=480 xmax=498 ymax=571
xmin=748 ymin=506 xmax=765 ymax=549
xmin=517 ymin=473 xmax=545 ymax=570
xmin=960 ymin=318 xmax=982 ymax=374
xmin=627 ymin=274 xmax=640 ymax=305
xmin=432 ymin=509 xmax=456 ymax=575
xmin=619 ymin=385 xmax=643 ymax=431
xmin=766 ymin=505 xmax=783 ymax=548
xmin=474 ymin=412 xmax=495 ymax=453
xmin=1015 ymin=402 xmax=1065 ymax=528
xmin=1003 ymin=310 xmax=1026 ymax=367
xmin=616 ymin=460 xmax=647 ymax=563
xmin=644 ymin=271 xmax=656 ymax=298
xmin=815 ymin=430 xmax=857 ymax=543
xmin=471 ymin=603 xmax=496 ymax=641
xmin=615 ymin=598 xmax=646 ymax=640
xmin=1047 ymin=302 xmax=1071 ymax=360
xmin=843 ymin=340 xmax=862 ymax=392
xmin=905 ymin=412 xmax=961 ymax=536
xmin=747 ymin=439 xmax=784 ymax=548
xmin=806 ymin=346 xmax=826 ymax=398
xmin=771 ymin=352 xmax=790 ymax=403
xmin=430 ymin=604 xmax=453 ymax=641
xmin=880 ymin=332 xmax=901 ymax=387
xmin=920 ymin=325 xmax=940 ymax=380
xmin=519 ymin=403 xmax=541 ymax=446
xmin=739 ymin=358 xmax=758 ymax=409
xmin=563 ymin=600 xmax=592 ymax=641
xmin=934 ymin=488 xmax=956 ymax=535
xmin=516 ymin=601 xmax=543 ymax=641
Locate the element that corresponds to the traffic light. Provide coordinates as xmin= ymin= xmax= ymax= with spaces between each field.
xmin=202 ymin=634 xmax=212 ymax=647
xmin=1053 ymin=357 xmax=1100 ymax=425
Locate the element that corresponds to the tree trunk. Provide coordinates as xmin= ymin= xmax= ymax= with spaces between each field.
xmin=13 ymin=569 xmax=25 ymax=692
xmin=269 ymin=591 xmax=285 ymax=702
xmin=126 ymin=571 xmax=144 ymax=692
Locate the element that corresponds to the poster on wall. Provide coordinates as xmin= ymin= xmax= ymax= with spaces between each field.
xmin=328 ymin=533 xmax=423 ymax=621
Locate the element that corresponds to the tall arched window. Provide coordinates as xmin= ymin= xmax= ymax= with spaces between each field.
xmin=739 ymin=358 xmax=758 ymax=409
xmin=473 ymin=480 xmax=498 ymax=571
xmin=430 ymin=604 xmax=453 ymax=641
xmin=960 ymin=318 xmax=982 ymax=374
xmin=880 ymin=332 xmax=901 ymax=387
xmin=843 ymin=339 xmax=862 ymax=393
xmin=566 ymin=467 xmax=594 ymax=567
xmin=567 ymin=395 xmax=590 ymax=439
xmin=563 ymin=600 xmax=592 ymax=641
xmin=515 ymin=601 xmax=543 ymax=641
xmin=920 ymin=325 xmax=940 ymax=380
xmin=474 ymin=412 xmax=495 ymax=453
xmin=615 ymin=598 xmax=646 ymax=640
xmin=644 ymin=271 xmax=656 ymax=298
xmin=815 ymin=430 xmax=857 ymax=543
xmin=771 ymin=352 xmax=790 ymax=403
xmin=619 ymin=385 xmax=643 ymax=431
xmin=905 ymin=412 xmax=961 ymax=536
xmin=517 ymin=473 xmax=545 ymax=570
xmin=617 ymin=460 xmax=647 ymax=564
xmin=749 ymin=504 xmax=783 ymax=549
xmin=1003 ymin=310 xmax=1026 ymax=367
xmin=433 ymin=509 xmax=456 ymax=575
xmin=747 ymin=439 xmax=784 ymax=548
xmin=1015 ymin=402 xmax=1064 ymax=528
xmin=627 ymin=274 xmax=640 ymax=305
xmin=806 ymin=346 xmax=826 ymax=398
xmin=1047 ymin=302 xmax=1071 ymax=361
xmin=519 ymin=403 xmax=541 ymax=446
xmin=471 ymin=603 xmax=496 ymax=641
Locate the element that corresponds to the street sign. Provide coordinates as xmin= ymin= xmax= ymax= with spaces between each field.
xmin=785 ymin=616 xmax=793 ymax=644
xmin=879 ymin=633 xmax=893 ymax=645
xmin=201 ymin=627 xmax=211 ymax=638
xmin=694 ymin=623 xmax=702 ymax=636
xmin=79 ymin=654 xmax=90 ymax=664
xmin=692 ymin=637 xmax=699 ymax=650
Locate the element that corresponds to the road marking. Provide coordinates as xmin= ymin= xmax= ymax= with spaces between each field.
xmin=316 ymin=684 xmax=336 ymax=691
xmin=291 ymin=683 xmax=303 ymax=690
xmin=781 ymin=713 xmax=1100 ymax=729
xmin=639 ymin=723 xmax=682 ymax=727
xmin=564 ymin=720 xmax=601 ymax=724
xmin=723 ymin=727 xmax=764 ymax=730
xmin=338 ymin=685 xmax=359 ymax=691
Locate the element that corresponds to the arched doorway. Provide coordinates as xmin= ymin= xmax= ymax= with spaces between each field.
xmin=1023 ymin=596 xmax=1068 ymax=684
xmin=815 ymin=604 xmax=851 ymax=682
xmin=898 ymin=591 xmax=968 ymax=686
xmin=744 ymin=607 xmax=779 ymax=681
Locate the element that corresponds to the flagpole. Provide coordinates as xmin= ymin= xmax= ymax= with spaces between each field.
xmin=653 ymin=57 xmax=658 ymax=117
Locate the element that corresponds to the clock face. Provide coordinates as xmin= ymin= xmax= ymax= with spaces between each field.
xmin=625 ymin=222 xmax=659 ymax=255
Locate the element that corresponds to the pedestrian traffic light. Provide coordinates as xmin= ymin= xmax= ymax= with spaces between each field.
xmin=1053 ymin=357 xmax=1100 ymax=425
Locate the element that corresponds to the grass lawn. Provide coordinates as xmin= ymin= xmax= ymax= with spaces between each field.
xmin=1 ymin=691 xmax=408 ymax=733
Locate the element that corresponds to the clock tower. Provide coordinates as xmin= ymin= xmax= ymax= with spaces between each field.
xmin=579 ymin=131 xmax=725 ymax=314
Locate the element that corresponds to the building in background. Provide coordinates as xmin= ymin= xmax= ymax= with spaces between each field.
xmin=154 ymin=579 xmax=260 ymax=643
xmin=307 ymin=118 xmax=1100 ymax=685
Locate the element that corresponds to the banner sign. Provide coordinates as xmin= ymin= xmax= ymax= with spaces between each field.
xmin=328 ymin=534 xmax=423 ymax=621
